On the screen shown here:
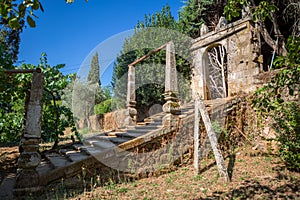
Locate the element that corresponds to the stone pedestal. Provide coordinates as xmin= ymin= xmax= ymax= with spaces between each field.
xmin=125 ymin=101 xmax=137 ymax=127
xmin=162 ymin=92 xmax=180 ymax=127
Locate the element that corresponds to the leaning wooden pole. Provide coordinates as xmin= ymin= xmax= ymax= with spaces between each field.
xmin=194 ymin=99 xmax=200 ymax=174
xmin=196 ymin=94 xmax=229 ymax=182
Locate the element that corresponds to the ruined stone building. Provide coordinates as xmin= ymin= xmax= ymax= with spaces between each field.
xmin=190 ymin=17 xmax=263 ymax=100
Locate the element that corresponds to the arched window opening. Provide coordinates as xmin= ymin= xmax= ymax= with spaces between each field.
xmin=205 ymin=44 xmax=228 ymax=100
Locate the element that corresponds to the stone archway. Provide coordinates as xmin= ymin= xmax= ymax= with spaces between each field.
xmin=191 ymin=18 xmax=262 ymax=100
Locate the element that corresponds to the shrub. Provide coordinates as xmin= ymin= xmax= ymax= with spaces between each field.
xmin=94 ymin=99 xmax=112 ymax=115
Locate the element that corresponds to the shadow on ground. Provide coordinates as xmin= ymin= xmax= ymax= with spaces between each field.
xmin=194 ymin=177 xmax=300 ymax=199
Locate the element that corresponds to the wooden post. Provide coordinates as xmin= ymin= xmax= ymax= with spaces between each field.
xmin=15 ymin=71 xmax=44 ymax=189
xmin=196 ymin=94 xmax=229 ymax=182
xmin=194 ymin=99 xmax=200 ymax=174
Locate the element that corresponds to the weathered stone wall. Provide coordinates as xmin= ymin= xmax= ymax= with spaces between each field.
xmin=103 ymin=109 xmax=128 ymax=131
xmin=191 ymin=18 xmax=262 ymax=99
xmin=89 ymin=114 xmax=104 ymax=131
xmin=76 ymin=115 xmax=104 ymax=131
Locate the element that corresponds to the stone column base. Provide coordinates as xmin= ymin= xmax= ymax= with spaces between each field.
xmin=15 ymin=169 xmax=39 ymax=188
xmin=125 ymin=107 xmax=137 ymax=127
xmin=163 ymin=114 xmax=180 ymax=128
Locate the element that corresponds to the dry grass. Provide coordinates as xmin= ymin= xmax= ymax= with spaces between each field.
xmin=69 ymin=146 xmax=300 ymax=200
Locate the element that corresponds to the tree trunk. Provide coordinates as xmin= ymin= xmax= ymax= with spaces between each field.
xmin=271 ymin=12 xmax=287 ymax=56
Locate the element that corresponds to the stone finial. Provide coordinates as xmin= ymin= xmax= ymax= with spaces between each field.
xmin=242 ymin=5 xmax=251 ymax=18
xmin=215 ymin=16 xmax=228 ymax=30
xmin=200 ymin=23 xmax=209 ymax=36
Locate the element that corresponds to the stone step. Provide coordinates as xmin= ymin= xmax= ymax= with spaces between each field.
xmin=135 ymin=124 xmax=162 ymax=130
xmin=106 ymin=131 xmax=126 ymax=137
xmin=46 ymin=154 xmax=72 ymax=169
xmin=80 ymin=147 xmax=104 ymax=156
xmin=147 ymin=120 xmax=163 ymax=126
xmin=126 ymin=129 xmax=150 ymax=134
xmin=65 ymin=151 xmax=89 ymax=162
xmin=114 ymin=131 xmax=145 ymax=138
xmin=72 ymin=143 xmax=85 ymax=151
xmin=136 ymin=122 xmax=151 ymax=126
xmin=87 ymin=139 xmax=116 ymax=149
xmin=108 ymin=136 xmax=132 ymax=144
xmin=145 ymin=115 xmax=163 ymax=122
xmin=37 ymin=161 xmax=53 ymax=175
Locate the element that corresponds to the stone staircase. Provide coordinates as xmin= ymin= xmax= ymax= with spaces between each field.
xmin=36 ymin=103 xmax=195 ymax=186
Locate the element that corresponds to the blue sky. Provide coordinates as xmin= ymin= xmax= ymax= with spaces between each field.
xmin=18 ymin=0 xmax=184 ymax=86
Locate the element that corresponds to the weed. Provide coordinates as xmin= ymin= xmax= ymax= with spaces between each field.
xmin=212 ymin=173 xmax=220 ymax=183
xmin=105 ymin=179 xmax=117 ymax=190
xmin=117 ymin=187 xmax=129 ymax=193
xmin=131 ymin=181 xmax=137 ymax=187
xmin=193 ymin=175 xmax=204 ymax=181
xmin=152 ymin=183 xmax=160 ymax=187
xmin=202 ymin=188 xmax=208 ymax=195
xmin=166 ymin=172 xmax=175 ymax=184
xmin=265 ymin=156 xmax=273 ymax=162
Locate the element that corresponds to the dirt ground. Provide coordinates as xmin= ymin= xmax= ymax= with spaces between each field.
xmin=0 ymin=146 xmax=19 ymax=184
xmin=1 ymin=145 xmax=299 ymax=199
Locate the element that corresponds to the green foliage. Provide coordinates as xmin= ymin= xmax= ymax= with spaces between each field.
xmin=0 ymin=0 xmax=88 ymax=30
xmin=0 ymin=54 xmax=77 ymax=144
xmin=212 ymin=121 xmax=223 ymax=134
xmin=0 ymin=0 xmax=43 ymax=30
xmin=252 ymin=37 xmax=300 ymax=170
xmin=94 ymin=99 xmax=112 ymax=115
xmin=94 ymin=86 xmax=112 ymax=115
xmin=252 ymin=1 xmax=277 ymax=22
xmin=225 ymin=0 xmax=279 ymax=22
xmin=88 ymin=52 xmax=101 ymax=86
xmin=178 ymin=0 xmax=213 ymax=38
xmin=0 ymin=99 xmax=24 ymax=143
xmin=224 ymin=0 xmax=247 ymax=21
xmin=273 ymin=103 xmax=300 ymax=170
xmin=0 ymin=25 xmax=22 ymax=62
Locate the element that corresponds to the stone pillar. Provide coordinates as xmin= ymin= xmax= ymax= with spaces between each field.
xmin=163 ymin=41 xmax=180 ymax=127
xmin=15 ymin=70 xmax=43 ymax=189
xmin=125 ymin=65 xmax=137 ymax=127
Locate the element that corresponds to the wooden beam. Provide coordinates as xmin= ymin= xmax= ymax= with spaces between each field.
xmin=128 ymin=42 xmax=168 ymax=67
xmin=3 ymin=68 xmax=42 ymax=74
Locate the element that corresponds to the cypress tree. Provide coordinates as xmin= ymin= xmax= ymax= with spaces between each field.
xmin=88 ymin=52 xmax=101 ymax=86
